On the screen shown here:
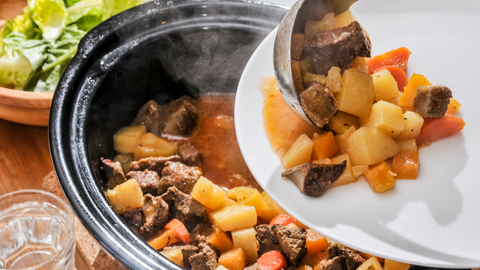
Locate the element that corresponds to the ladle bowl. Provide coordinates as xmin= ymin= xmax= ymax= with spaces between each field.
xmin=273 ymin=0 xmax=357 ymax=127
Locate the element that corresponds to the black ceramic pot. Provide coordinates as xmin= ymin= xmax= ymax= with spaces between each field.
xmin=49 ymin=1 xmax=287 ymax=269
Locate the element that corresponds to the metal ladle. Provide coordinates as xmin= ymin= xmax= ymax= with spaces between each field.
xmin=273 ymin=0 xmax=358 ymax=127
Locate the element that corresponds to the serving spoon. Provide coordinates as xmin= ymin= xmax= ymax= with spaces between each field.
xmin=273 ymin=0 xmax=358 ymax=127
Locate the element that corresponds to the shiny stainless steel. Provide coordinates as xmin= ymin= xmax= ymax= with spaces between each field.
xmin=273 ymin=0 xmax=357 ymax=127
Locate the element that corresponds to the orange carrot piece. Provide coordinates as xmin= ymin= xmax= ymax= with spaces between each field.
xmin=446 ymin=98 xmax=461 ymax=114
xmin=398 ymin=73 xmax=431 ymax=111
xmin=310 ymin=132 xmax=339 ymax=161
xmin=366 ymin=47 xmax=411 ymax=74
xmin=391 ymin=151 xmax=419 ymax=179
xmin=364 ymin=161 xmax=396 ymax=193
xmin=147 ymin=229 xmax=179 ymax=250
xmin=373 ymin=66 xmax=408 ymax=92
xmin=306 ymin=229 xmax=329 ymax=254
xmin=416 ymin=113 xmax=465 ymax=145
xmin=258 ymin=251 xmax=288 ymax=270
xmin=164 ymin=219 xmax=191 ymax=244
xmin=269 ymin=214 xmax=297 ymax=227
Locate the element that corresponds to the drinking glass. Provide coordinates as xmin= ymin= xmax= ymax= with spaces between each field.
xmin=0 ymin=190 xmax=75 ymax=269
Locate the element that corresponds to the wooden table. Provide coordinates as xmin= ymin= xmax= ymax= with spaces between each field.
xmin=0 ymin=119 xmax=53 ymax=195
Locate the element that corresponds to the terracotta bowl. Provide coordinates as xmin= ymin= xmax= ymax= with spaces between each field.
xmin=0 ymin=86 xmax=53 ymax=126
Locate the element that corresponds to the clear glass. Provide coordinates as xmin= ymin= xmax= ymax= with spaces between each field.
xmin=0 ymin=190 xmax=75 ymax=270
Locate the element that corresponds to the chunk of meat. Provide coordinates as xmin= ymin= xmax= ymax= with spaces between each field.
xmin=321 ymin=256 xmax=347 ymax=270
xmin=140 ymin=194 xmax=169 ymax=236
xmin=101 ymin=158 xmax=127 ymax=189
xmin=299 ymin=82 xmax=338 ymax=128
xmin=159 ymin=161 xmax=200 ymax=194
xmin=189 ymin=235 xmax=219 ymax=270
xmin=129 ymin=155 xmax=182 ymax=174
xmin=160 ymin=187 xmax=207 ymax=231
xmin=328 ymin=243 xmax=365 ymax=270
xmin=281 ymin=161 xmax=346 ymax=197
xmin=413 ymin=85 xmax=452 ymax=118
xmin=178 ymin=142 xmax=203 ymax=167
xmin=256 ymin=224 xmax=283 ymax=257
xmin=120 ymin=208 xmax=144 ymax=236
xmin=133 ymin=100 xmax=164 ymax=135
xmin=162 ymin=244 xmax=199 ymax=270
xmin=164 ymin=97 xmax=199 ymax=137
xmin=191 ymin=223 xmax=214 ymax=243
xmin=304 ymin=21 xmax=371 ymax=75
xmin=272 ymin=224 xmax=307 ymax=266
xmin=126 ymin=170 xmax=160 ymax=195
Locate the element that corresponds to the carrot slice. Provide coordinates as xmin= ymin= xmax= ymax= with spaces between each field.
xmin=269 ymin=214 xmax=296 ymax=227
xmin=164 ymin=219 xmax=191 ymax=244
xmin=416 ymin=113 xmax=465 ymax=145
xmin=373 ymin=66 xmax=408 ymax=92
xmin=257 ymin=251 xmax=287 ymax=270
xmin=366 ymin=47 xmax=411 ymax=74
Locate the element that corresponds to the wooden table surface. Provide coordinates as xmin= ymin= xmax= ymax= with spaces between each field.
xmin=0 ymin=119 xmax=53 ymax=195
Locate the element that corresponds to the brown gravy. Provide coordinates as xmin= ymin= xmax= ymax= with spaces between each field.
xmin=188 ymin=94 xmax=261 ymax=191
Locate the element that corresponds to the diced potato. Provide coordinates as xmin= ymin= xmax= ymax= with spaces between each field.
xmin=306 ymin=229 xmax=328 ymax=254
xmin=447 ymin=98 xmax=461 ymax=114
xmin=359 ymin=101 xmax=405 ymax=138
xmin=372 ymin=69 xmax=399 ymax=101
xmin=352 ymin=165 xmax=368 ymax=178
xmin=334 ymin=126 xmax=356 ymax=155
xmin=259 ymin=191 xmax=288 ymax=222
xmin=282 ymin=134 xmax=314 ymax=169
xmin=303 ymin=72 xmax=326 ymax=88
xmin=106 ymin=179 xmax=144 ymax=214
xmin=160 ymin=249 xmax=184 ymax=267
xmin=335 ymin=10 xmax=354 ymax=28
xmin=114 ymin=153 xmax=134 ymax=174
xmin=357 ymin=257 xmax=384 ymax=270
xmin=364 ymin=161 xmax=396 ymax=193
xmin=304 ymin=13 xmax=336 ymax=40
xmin=148 ymin=229 xmax=179 ymax=250
xmin=347 ymin=127 xmax=400 ymax=166
xmin=331 ymin=154 xmax=356 ymax=186
xmin=219 ymin=197 xmax=237 ymax=208
xmin=350 ymin=57 xmax=369 ymax=73
xmin=327 ymin=111 xmax=360 ymax=135
xmin=312 ymin=158 xmax=332 ymax=165
xmin=358 ymin=252 xmax=384 ymax=264
xmin=384 ymin=259 xmax=410 ymax=270
xmin=191 ymin=176 xmax=226 ymax=211
xmin=218 ymin=248 xmax=246 ymax=270
xmin=336 ymin=69 xmax=375 ymax=118
xmin=113 ymin=125 xmax=147 ymax=154
xmin=395 ymin=111 xmax=424 ymax=141
xmin=326 ymin=66 xmax=342 ymax=93
xmin=386 ymin=94 xmax=401 ymax=107
xmin=209 ymin=205 xmax=257 ymax=231
xmin=216 ymin=266 xmax=230 ymax=270
xmin=391 ymin=151 xmax=419 ymax=179
xmin=209 ymin=228 xmax=234 ymax=252
xmin=395 ymin=139 xmax=417 ymax=152
xmin=235 ymin=188 xmax=269 ymax=218
xmin=291 ymin=34 xmax=304 ymax=60
xmin=231 ymin=227 xmax=258 ymax=263
xmin=134 ymin=133 xmax=178 ymax=161
xmin=311 ymin=132 xmax=339 ymax=161
xmin=292 ymin=60 xmax=304 ymax=93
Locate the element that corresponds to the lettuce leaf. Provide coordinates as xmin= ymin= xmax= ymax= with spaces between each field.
xmin=0 ymin=32 xmax=34 ymax=86
xmin=102 ymin=0 xmax=153 ymax=20
xmin=65 ymin=0 xmax=82 ymax=6
xmin=13 ymin=7 xmax=42 ymax=40
xmin=29 ymin=0 xmax=68 ymax=40
xmin=67 ymin=0 xmax=103 ymax=31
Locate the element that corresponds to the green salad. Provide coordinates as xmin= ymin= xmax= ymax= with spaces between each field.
xmin=0 ymin=0 xmax=151 ymax=92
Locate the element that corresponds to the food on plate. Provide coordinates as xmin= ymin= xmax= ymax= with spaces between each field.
xmin=265 ymin=9 xmax=465 ymax=196
xmin=0 ymin=0 xmax=151 ymax=92
xmin=100 ymin=95 xmax=410 ymax=269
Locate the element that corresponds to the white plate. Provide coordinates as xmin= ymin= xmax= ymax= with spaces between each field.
xmin=235 ymin=0 xmax=480 ymax=267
